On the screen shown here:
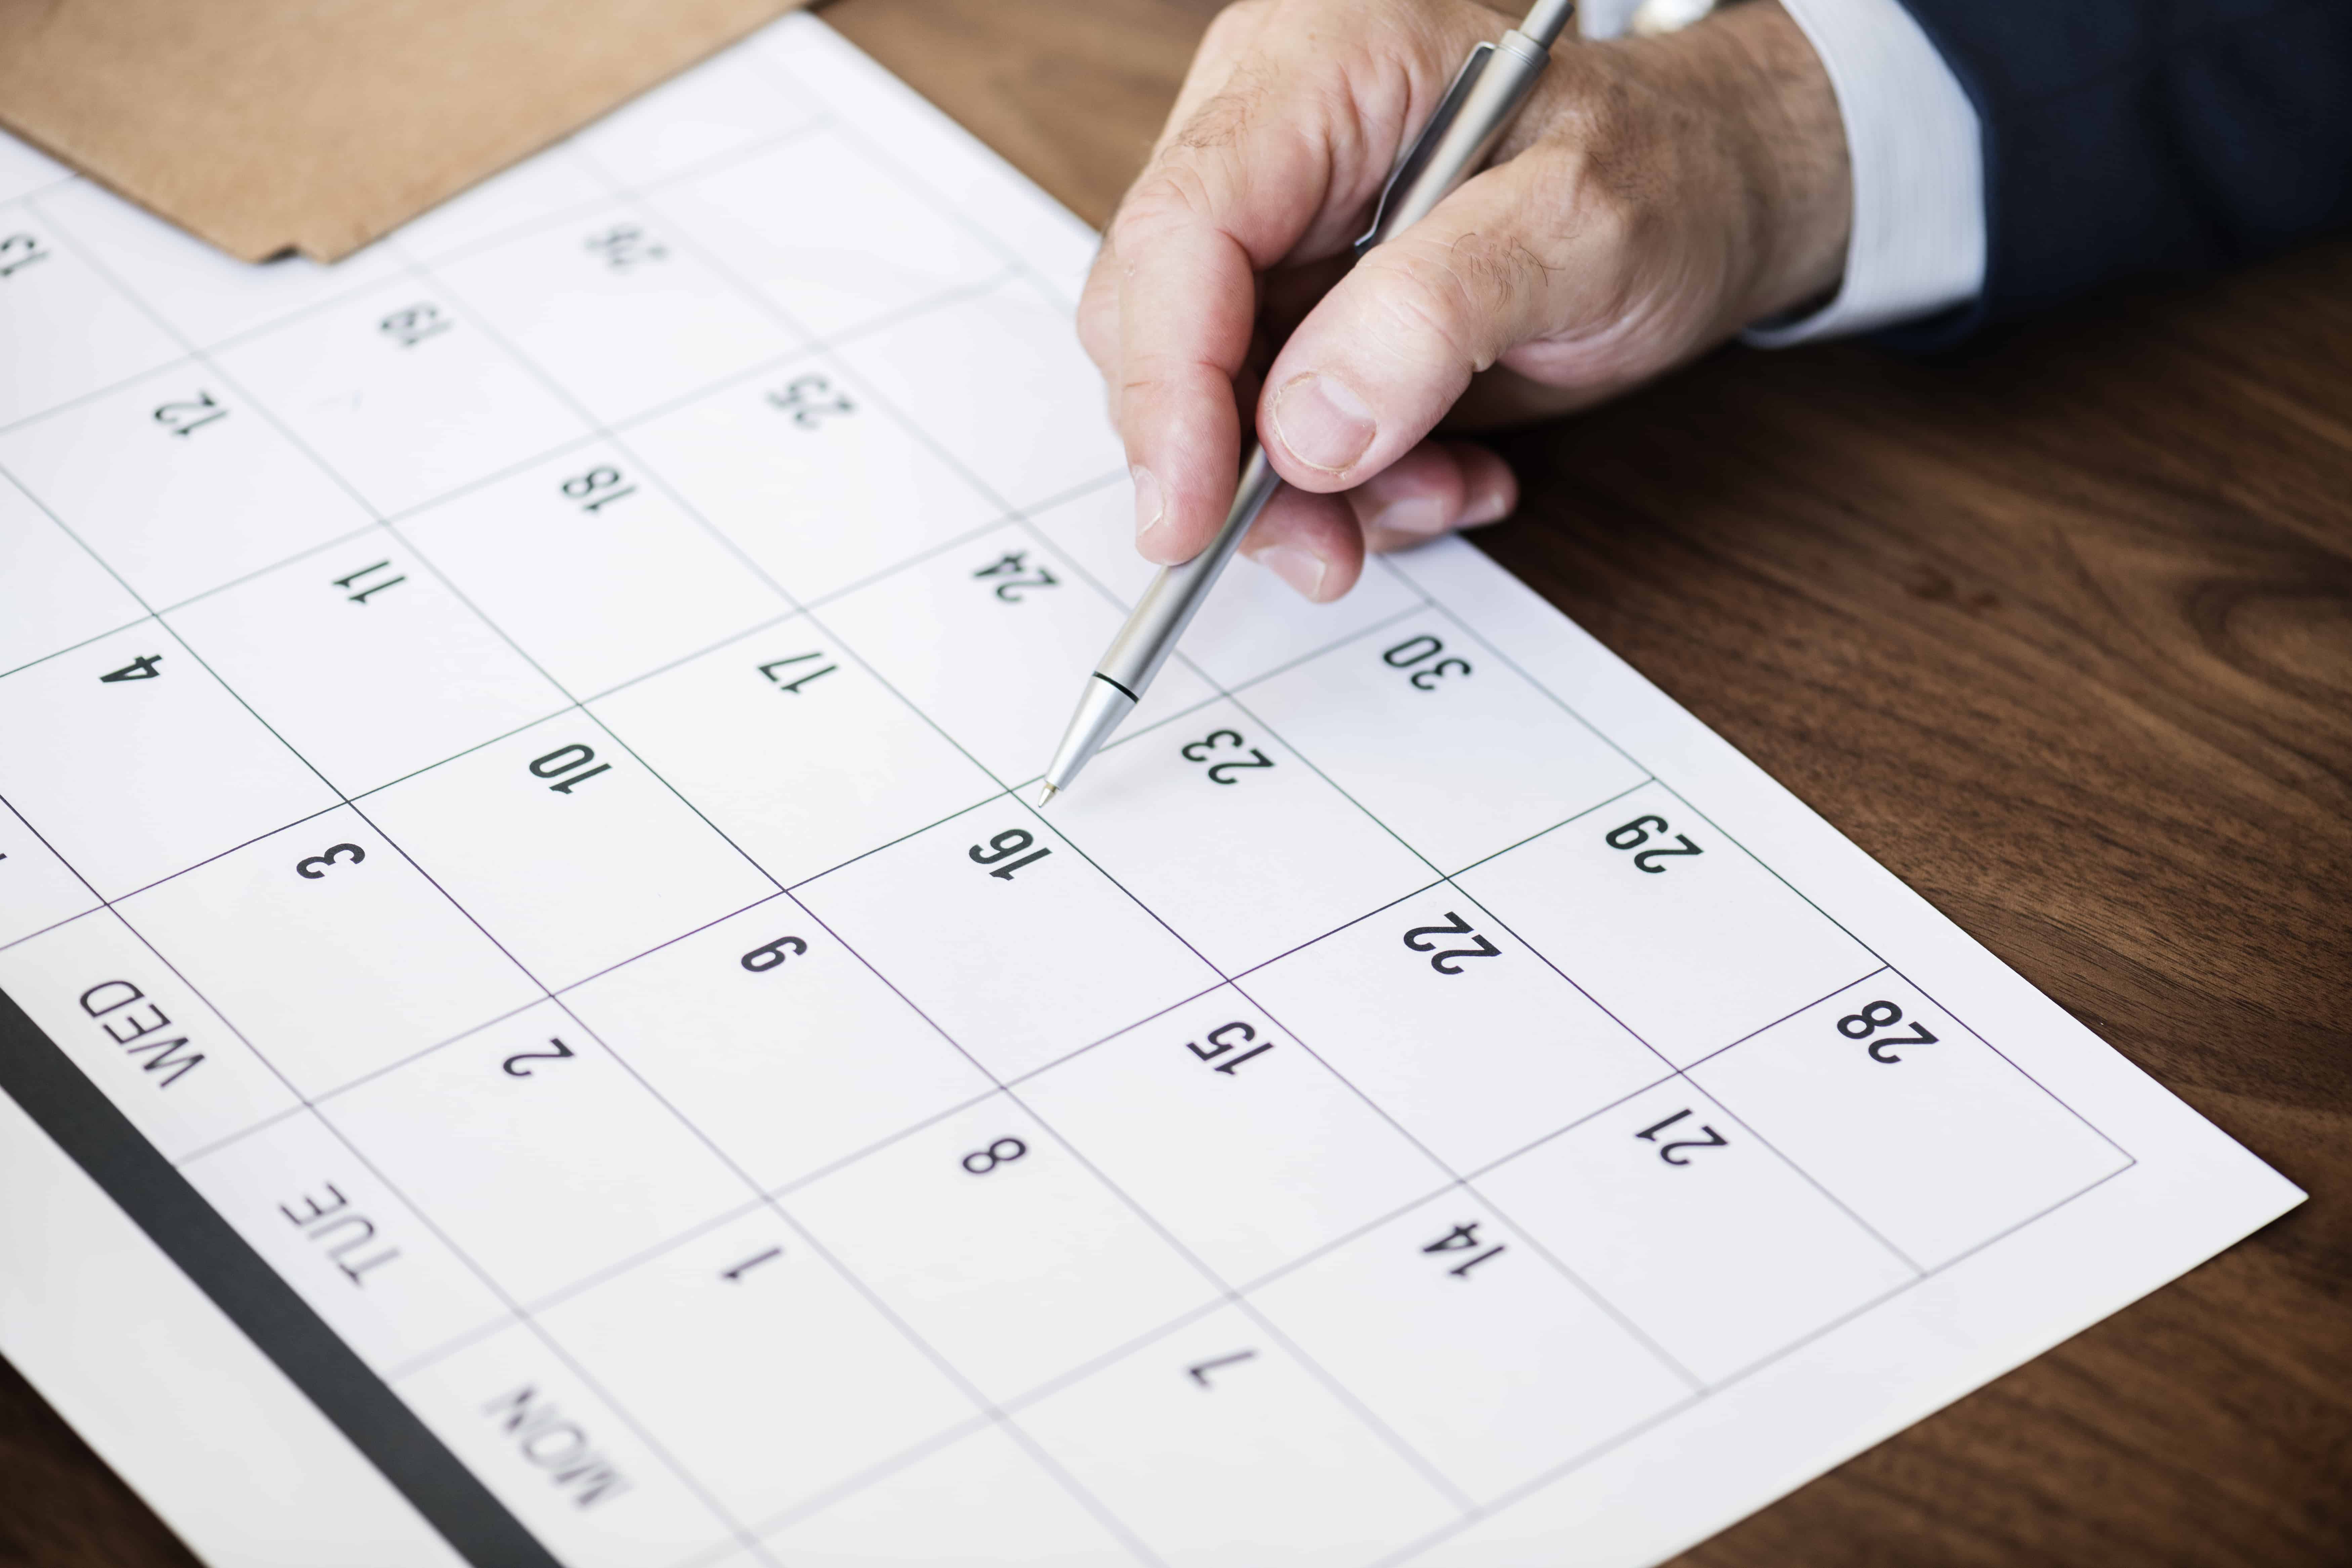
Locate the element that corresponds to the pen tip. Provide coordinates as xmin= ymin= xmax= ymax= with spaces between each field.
xmin=1037 ymin=781 xmax=1059 ymax=809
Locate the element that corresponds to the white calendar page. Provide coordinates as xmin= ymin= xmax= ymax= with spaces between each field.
xmin=0 ymin=14 xmax=2302 ymax=1568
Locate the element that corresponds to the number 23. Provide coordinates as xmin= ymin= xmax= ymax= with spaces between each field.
xmin=1181 ymin=729 xmax=1273 ymax=785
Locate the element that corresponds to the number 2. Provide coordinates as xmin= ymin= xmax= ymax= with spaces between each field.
xmin=153 ymin=391 xmax=228 ymax=438
xmin=0 ymin=232 xmax=50 ymax=280
xmin=380 ymin=303 xmax=452 ymax=347
xmin=972 ymin=550 xmax=1057 ymax=602
xmin=1635 ymin=1108 xmax=1729 ymax=1165
xmin=1401 ymin=911 xmax=1500 ymax=974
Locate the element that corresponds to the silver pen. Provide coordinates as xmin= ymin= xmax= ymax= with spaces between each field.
xmin=1039 ymin=0 xmax=1577 ymax=802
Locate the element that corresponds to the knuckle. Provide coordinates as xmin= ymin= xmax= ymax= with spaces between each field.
xmin=1199 ymin=0 xmax=1273 ymax=51
xmin=1366 ymin=226 xmax=1539 ymax=372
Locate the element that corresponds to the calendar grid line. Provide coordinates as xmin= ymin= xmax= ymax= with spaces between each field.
xmin=1669 ymin=964 xmax=1897 ymax=1077
xmin=18 ymin=194 xmax=466 ymax=544
xmin=385 ymin=244 xmax=1067 ymax=859
xmin=1452 ymin=1067 xmax=1709 ymax=1186
xmin=32 ymin=393 xmax=2052 ymax=1564
xmin=573 ymin=259 xmax=1019 ymax=445
xmin=143 ymin=516 xmax=392 ymax=621
xmin=0 ymin=34 xmax=2194 ymax=1568
xmin=1387 ymin=558 xmax=1661 ymax=787
xmin=768 ymin=864 xmax=1488 ymax=1522
xmin=512 ymin=989 xmax=1048 ymax=1567
xmin=1641 ymin=768 xmax=2133 ymax=1159
xmin=1 ymin=370 xmax=872 ymax=1568
xmin=729 ymin=57 xmax=1037 ymax=289
xmin=1 ymin=94 xmax=857 ymax=446
xmin=0 ymin=792 xmax=330 ymax=939
xmin=1375 ymin=1157 xmax=2148 ymax=1568
xmin=0 ymin=607 xmax=154 ymax=685
xmin=1222 ymin=965 xmax=1715 ymax=1395
xmin=317 ymin=1119 xmax=789 ymax=1568
xmin=987 ymin=876 xmax=1459 ymax=1088
xmin=1432 ymin=777 xmax=1662 ymax=882
xmin=1168 ymin=651 xmax=1952 ymax=1393
xmin=409 ymin=118 xmax=841 ymax=280
xmin=787 ymin=507 xmax=1043 ymax=615
xmin=0 ymin=439 xmax=170 ymax=631
xmin=688 ymin=902 xmax=1193 ymax=1560
xmin=1678 ymin=1077 xmax=1928 ymax=1275
xmin=246 ymin=890 xmax=790 ymax=1121
xmin=0 ymin=795 xmax=104 ymax=949
xmin=377 ymin=1184 xmax=772 ymax=1382
xmin=533 ymin=958 xmax=1178 ymax=1567
xmin=970 ymin=795 xmax=1579 ymax=1513
xmin=1881 ymin=969 xmax=2139 ymax=1163
xmin=1378 ymin=560 xmax=2147 ymax=1278
xmin=1368 ymin=1391 xmax=1717 ymax=1568
xmin=9 ymin=381 xmax=2051 ymax=1568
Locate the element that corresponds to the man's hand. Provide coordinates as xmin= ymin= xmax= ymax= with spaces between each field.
xmin=1078 ymin=0 xmax=1851 ymax=599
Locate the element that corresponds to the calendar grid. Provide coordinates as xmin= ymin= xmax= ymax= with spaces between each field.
xmin=0 ymin=30 xmax=2169 ymax=1567
xmin=1370 ymin=1153 xmax=2143 ymax=1568
xmin=772 ymin=872 xmax=1489 ymax=1519
xmin=0 ymin=194 xmax=841 ymax=1556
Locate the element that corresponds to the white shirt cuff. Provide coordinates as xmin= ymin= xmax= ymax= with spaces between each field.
xmin=1584 ymin=1 xmax=1986 ymax=342
xmin=1739 ymin=0 xmax=1986 ymax=344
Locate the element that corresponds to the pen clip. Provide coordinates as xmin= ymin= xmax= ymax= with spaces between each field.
xmin=1354 ymin=41 xmax=1495 ymax=259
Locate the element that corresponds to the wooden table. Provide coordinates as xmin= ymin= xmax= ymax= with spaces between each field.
xmin=4 ymin=1 xmax=2347 ymax=1562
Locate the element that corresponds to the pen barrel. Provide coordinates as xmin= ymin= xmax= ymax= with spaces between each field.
xmin=1097 ymin=444 xmax=1281 ymax=693
xmin=1355 ymin=29 xmax=1553 ymax=254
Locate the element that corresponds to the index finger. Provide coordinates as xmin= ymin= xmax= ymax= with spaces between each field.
xmin=1108 ymin=0 xmax=1484 ymax=565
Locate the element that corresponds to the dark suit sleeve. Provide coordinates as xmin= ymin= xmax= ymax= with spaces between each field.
xmin=1883 ymin=0 xmax=2352 ymax=346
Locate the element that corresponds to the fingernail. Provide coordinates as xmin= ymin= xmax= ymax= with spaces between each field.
xmin=1270 ymin=373 xmax=1376 ymax=475
xmin=1460 ymin=484 xmax=1513 ymax=527
xmin=1253 ymin=545 xmax=1328 ymax=601
xmin=1131 ymin=464 xmax=1167 ymax=550
xmin=1367 ymin=492 xmax=1452 ymax=536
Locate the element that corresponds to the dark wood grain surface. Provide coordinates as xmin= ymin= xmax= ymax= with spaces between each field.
xmin=5 ymin=1 xmax=2348 ymax=1563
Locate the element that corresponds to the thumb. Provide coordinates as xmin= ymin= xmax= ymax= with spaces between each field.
xmin=1254 ymin=153 xmax=1612 ymax=492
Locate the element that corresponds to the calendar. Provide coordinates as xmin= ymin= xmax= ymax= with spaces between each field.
xmin=0 ymin=14 xmax=2302 ymax=1568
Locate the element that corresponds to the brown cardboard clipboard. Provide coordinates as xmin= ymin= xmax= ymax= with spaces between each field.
xmin=0 ymin=0 xmax=811 ymax=263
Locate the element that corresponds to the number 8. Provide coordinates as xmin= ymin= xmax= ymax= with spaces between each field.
xmin=961 ymin=1137 xmax=1028 ymax=1175
xmin=1838 ymin=1000 xmax=1904 ymax=1038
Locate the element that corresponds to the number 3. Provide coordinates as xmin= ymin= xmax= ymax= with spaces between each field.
xmin=295 ymin=843 xmax=366 ymax=879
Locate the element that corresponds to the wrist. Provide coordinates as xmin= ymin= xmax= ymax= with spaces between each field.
xmin=1677 ymin=1 xmax=1854 ymax=326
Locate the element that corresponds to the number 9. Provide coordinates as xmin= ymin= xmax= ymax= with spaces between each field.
xmin=969 ymin=830 xmax=1035 ymax=865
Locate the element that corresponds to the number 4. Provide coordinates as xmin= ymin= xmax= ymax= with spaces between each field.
xmin=1422 ymin=1222 xmax=1506 ymax=1277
